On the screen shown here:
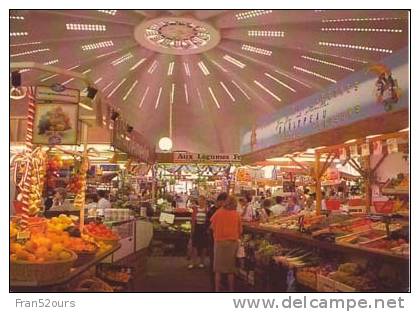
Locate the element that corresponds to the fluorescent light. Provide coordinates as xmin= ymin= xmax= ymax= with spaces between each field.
xmin=219 ymin=81 xmax=235 ymax=102
xmin=345 ymin=139 xmax=357 ymax=143
xmin=138 ymin=86 xmax=150 ymax=108
xmin=399 ymin=128 xmax=409 ymax=132
xmin=293 ymin=66 xmax=337 ymax=83
xmin=232 ymin=80 xmax=250 ymax=99
xmin=148 ymin=60 xmax=158 ymax=74
xmin=184 ymin=84 xmax=189 ymax=104
xmin=366 ymin=134 xmax=383 ymax=139
xmin=66 ymin=23 xmax=106 ymax=31
xmin=167 ymin=61 xmax=175 ymax=76
xmin=319 ymin=41 xmax=392 ymax=54
xmin=264 ymin=73 xmax=296 ymax=92
xmin=10 ymin=32 xmax=28 ymax=37
xmin=322 ymin=17 xmax=403 ymax=23
xmin=170 ymin=83 xmax=175 ymax=104
xmin=208 ymin=87 xmax=220 ymax=109
xmin=123 ymin=80 xmax=138 ymax=101
xmin=155 ymin=87 xmax=163 ymax=109
xmin=111 ymin=53 xmax=133 ymax=66
xmin=82 ymin=40 xmax=113 ymax=51
xmin=301 ymin=55 xmax=354 ymax=72
xmin=223 ymin=55 xmax=246 ymax=68
xmin=241 ymin=44 xmax=272 ymax=56
xmin=11 ymin=48 xmax=50 ymax=58
xmin=130 ymin=58 xmax=146 ymax=71
xmin=97 ymin=10 xmax=117 ymax=15
xmin=236 ymin=10 xmax=272 ymax=20
xmin=209 ymin=59 xmax=228 ymax=72
xmin=198 ymin=61 xmax=210 ymax=76
xmin=254 ymin=80 xmax=282 ymax=102
xmin=78 ymin=102 xmax=93 ymax=111
xmin=107 ymin=78 xmax=127 ymax=98
xmin=248 ymin=30 xmax=284 ymax=37
xmin=183 ymin=62 xmax=191 ymax=76
xmin=321 ymin=27 xmax=402 ymax=33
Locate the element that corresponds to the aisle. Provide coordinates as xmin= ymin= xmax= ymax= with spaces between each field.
xmin=134 ymin=256 xmax=213 ymax=292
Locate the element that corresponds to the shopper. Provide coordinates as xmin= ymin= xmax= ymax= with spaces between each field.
xmin=305 ymin=193 xmax=316 ymax=212
xmin=207 ymin=192 xmax=228 ymax=289
xmin=211 ymin=195 xmax=242 ymax=292
xmin=262 ymin=198 xmax=273 ymax=218
xmin=188 ymin=195 xmax=209 ymax=269
xmin=286 ymin=196 xmax=301 ymax=214
xmin=270 ymin=196 xmax=286 ymax=215
xmin=241 ymin=195 xmax=254 ymax=221
xmin=97 ymin=190 xmax=111 ymax=216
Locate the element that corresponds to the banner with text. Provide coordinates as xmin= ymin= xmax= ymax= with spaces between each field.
xmin=173 ymin=152 xmax=241 ymax=163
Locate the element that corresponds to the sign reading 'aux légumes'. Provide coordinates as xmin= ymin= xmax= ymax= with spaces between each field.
xmin=173 ymin=152 xmax=241 ymax=163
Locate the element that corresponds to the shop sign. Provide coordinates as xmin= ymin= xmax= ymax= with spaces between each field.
xmin=32 ymin=103 xmax=79 ymax=145
xmin=35 ymin=84 xmax=80 ymax=104
xmin=373 ymin=140 xmax=383 ymax=155
xmin=387 ymin=138 xmax=399 ymax=154
xmin=361 ymin=143 xmax=370 ymax=156
xmin=240 ymin=49 xmax=408 ymax=154
xmin=173 ymin=152 xmax=241 ymax=163
xmin=349 ymin=145 xmax=359 ymax=158
xmin=112 ymin=119 xmax=155 ymax=163
xmin=159 ymin=212 xmax=175 ymax=224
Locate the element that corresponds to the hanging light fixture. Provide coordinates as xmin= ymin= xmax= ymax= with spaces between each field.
xmin=159 ymin=137 xmax=173 ymax=151
xmin=10 ymin=71 xmax=27 ymax=100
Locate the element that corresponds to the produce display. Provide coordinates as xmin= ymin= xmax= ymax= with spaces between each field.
xmin=329 ymin=263 xmax=377 ymax=291
xmin=46 ymin=214 xmax=75 ymax=232
xmin=85 ymin=222 xmax=119 ymax=241
xmin=363 ymin=238 xmax=409 ymax=255
xmin=382 ymin=173 xmax=409 ymax=192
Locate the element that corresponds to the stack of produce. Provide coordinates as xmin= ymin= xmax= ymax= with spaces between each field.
xmin=273 ymin=248 xmax=320 ymax=268
xmin=84 ymin=222 xmax=119 ymax=245
xmin=329 ymin=263 xmax=377 ymax=291
xmin=46 ymin=214 xmax=75 ymax=232
xmin=73 ymin=156 xmax=89 ymax=210
xmin=363 ymin=238 xmax=409 ymax=255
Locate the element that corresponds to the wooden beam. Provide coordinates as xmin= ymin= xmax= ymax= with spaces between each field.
xmin=287 ymin=156 xmax=310 ymax=174
xmin=372 ymin=153 xmax=388 ymax=173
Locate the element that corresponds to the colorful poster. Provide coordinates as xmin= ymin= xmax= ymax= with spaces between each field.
xmin=387 ymin=138 xmax=399 ymax=154
xmin=349 ymin=145 xmax=359 ymax=158
xmin=361 ymin=143 xmax=370 ymax=157
xmin=32 ymin=103 xmax=79 ymax=145
xmin=339 ymin=147 xmax=347 ymax=161
xmin=373 ymin=140 xmax=383 ymax=156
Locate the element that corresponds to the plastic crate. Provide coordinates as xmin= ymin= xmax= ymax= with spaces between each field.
xmin=373 ymin=201 xmax=394 ymax=213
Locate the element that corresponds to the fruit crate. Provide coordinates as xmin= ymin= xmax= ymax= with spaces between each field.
xmin=316 ymin=274 xmax=356 ymax=292
xmin=296 ymin=270 xmax=317 ymax=290
xmin=316 ymin=274 xmax=336 ymax=292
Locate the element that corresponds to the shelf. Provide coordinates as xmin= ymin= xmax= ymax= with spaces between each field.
xmin=243 ymin=224 xmax=408 ymax=263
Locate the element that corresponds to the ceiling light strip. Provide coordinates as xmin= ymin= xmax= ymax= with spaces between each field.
xmin=170 ymin=83 xmax=175 ymax=104
xmin=293 ymin=66 xmax=337 ymax=83
xmin=82 ymin=68 xmax=92 ymax=74
xmin=155 ymin=87 xmax=163 ymax=109
xmin=97 ymin=10 xmax=117 ymax=15
xmin=220 ymin=82 xmax=235 ymax=102
xmin=62 ymin=78 xmax=74 ymax=86
xmin=123 ymin=80 xmax=138 ymax=101
xmin=10 ymin=15 xmax=25 ymax=20
xmin=301 ymin=55 xmax=354 ymax=71
xmin=223 ymin=55 xmax=246 ymax=68
xmin=264 ymin=73 xmax=296 ymax=92
xmin=148 ymin=60 xmax=158 ymax=74
xmin=184 ymin=84 xmax=189 ymax=104
xmin=210 ymin=59 xmax=228 ymax=72
xmin=11 ymin=48 xmax=50 ymax=58
xmin=10 ymin=41 xmax=41 ymax=47
xmin=254 ymin=80 xmax=282 ymax=102
xmin=232 ymin=80 xmax=250 ymax=99
xmin=94 ymin=77 xmax=103 ymax=84
xmin=322 ymin=17 xmax=403 ymax=23
xmin=107 ymin=78 xmax=127 ymax=98
xmin=183 ymin=62 xmax=191 ymax=76
xmin=102 ymin=81 xmax=114 ymax=92
xmin=10 ymin=32 xmax=28 ymax=37
xmin=97 ymin=49 xmax=121 ymax=59
xmin=40 ymin=74 xmax=58 ymax=82
xmin=274 ymin=70 xmax=312 ymax=88
xmin=129 ymin=58 xmax=146 ymax=71
xmin=236 ymin=10 xmax=273 ymax=20
xmin=208 ymin=87 xmax=221 ymax=109
xmin=321 ymin=27 xmax=403 ymax=33
xmin=167 ymin=61 xmax=175 ymax=76
xmin=197 ymin=88 xmax=204 ymax=109
xmin=319 ymin=41 xmax=393 ymax=53
xmin=111 ymin=53 xmax=133 ymax=66
xmin=82 ymin=40 xmax=114 ymax=51
xmin=309 ymin=50 xmax=368 ymax=64
xmin=66 ymin=23 xmax=106 ymax=31
xmin=248 ymin=30 xmax=284 ymax=37
xmin=241 ymin=44 xmax=272 ymax=56
xmin=198 ymin=61 xmax=210 ymax=76
xmin=138 ymin=87 xmax=150 ymax=108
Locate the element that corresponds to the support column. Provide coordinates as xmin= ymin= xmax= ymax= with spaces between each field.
xmin=315 ymin=152 xmax=322 ymax=215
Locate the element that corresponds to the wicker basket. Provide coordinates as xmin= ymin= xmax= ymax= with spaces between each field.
xmin=10 ymin=249 xmax=77 ymax=283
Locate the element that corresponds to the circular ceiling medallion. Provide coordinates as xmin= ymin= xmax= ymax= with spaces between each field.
xmin=134 ymin=17 xmax=221 ymax=55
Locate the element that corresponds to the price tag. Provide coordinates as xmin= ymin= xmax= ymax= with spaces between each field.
xmin=16 ymin=231 xmax=31 ymax=242
xmin=159 ymin=212 xmax=175 ymax=224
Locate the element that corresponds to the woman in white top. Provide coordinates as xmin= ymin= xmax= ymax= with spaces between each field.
xmin=97 ymin=190 xmax=111 ymax=216
xmin=270 ymin=196 xmax=287 ymax=216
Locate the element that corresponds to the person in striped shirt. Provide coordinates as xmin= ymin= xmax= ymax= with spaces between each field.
xmin=188 ymin=195 xmax=209 ymax=269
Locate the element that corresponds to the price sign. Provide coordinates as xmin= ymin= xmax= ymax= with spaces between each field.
xmin=159 ymin=212 xmax=175 ymax=225
xmin=16 ymin=231 xmax=31 ymax=243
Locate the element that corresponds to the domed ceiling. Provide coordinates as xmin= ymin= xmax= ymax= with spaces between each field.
xmin=10 ymin=10 xmax=409 ymax=153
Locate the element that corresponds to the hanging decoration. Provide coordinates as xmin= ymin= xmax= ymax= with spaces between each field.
xmin=386 ymin=138 xmax=399 ymax=154
xmin=361 ymin=143 xmax=370 ymax=157
xmin=373 ymin=140 xmax=383 ymax=156
xmin=349 ymin=145 xmax=359 ymax=158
